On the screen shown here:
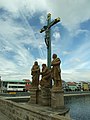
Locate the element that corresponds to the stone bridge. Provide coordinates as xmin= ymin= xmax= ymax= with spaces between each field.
xmin=0 ymin=97 xmax=71 ymax=120
xmin=0 ymin=111 xmax=11 ymax=120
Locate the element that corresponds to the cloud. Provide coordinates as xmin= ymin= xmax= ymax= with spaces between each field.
xmin=36 ymin=58 xmax=47 ymax=66
xmin=0 ymin=1 xmax=48 ymax=80
xmin=0 ymin=9 xmax=34 ymax=80
xmin=0 ymin=0 xmax=47 ymax=15
xmin=62 ymin=69 xmax=90 ymax=82
xmin=70 ymin=58 xmax=81 ymax=63
xmin=1 ymin=0 xmax=89 ymax=34
xmin=46 ymin=0 xmax=90 ymax=31
xmin=53 ymin=32 xmax=60 ymax=41
xmin=39 ymin=14 xmax=47 ymax=25
xmin=0 ymin=0 xmax=90 ymax=82
xmin=1 ymin=0 xmax=90 ymax=32
xmin=62 ymin=51 xmax=71 ymax=56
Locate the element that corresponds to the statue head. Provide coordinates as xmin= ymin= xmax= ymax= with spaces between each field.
xmin=52 ymin=54 xmax=57 ymax=59
xmin=42 ymin=64 xmax=46 ymax=69
xmin=34 ymin=61 xmax=38 ymax=65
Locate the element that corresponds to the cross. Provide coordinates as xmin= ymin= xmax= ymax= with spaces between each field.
xmin=40 ymin=13 xmax=60 ymax=69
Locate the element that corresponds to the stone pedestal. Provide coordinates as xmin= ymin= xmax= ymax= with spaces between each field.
xmin=29 ymin=87 xmax=39 ymax=104
xmin=51 ymin=87 xmax=64 ymax=109
xmin=40 ymin=87 xmax=51 ymax=106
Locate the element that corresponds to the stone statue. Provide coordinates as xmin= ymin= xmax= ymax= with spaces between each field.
xmin=31 ymin=61 xmax=40 ymax=88
xmin=51 ymin=54 xmax=62 ymax=89
xmin=40 ymin=64 xmax=51 ymax=88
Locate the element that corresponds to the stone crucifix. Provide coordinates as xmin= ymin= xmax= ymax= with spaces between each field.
xmin=40 ymin=13 xmax=60 ymax=87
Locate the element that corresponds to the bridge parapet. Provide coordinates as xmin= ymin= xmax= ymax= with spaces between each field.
xmin=0 ymin=97 xmax=71 ymax=120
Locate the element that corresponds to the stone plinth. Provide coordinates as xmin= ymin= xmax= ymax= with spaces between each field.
xmin=29 ymin=87 xmax=39 ymax=104
xmin=40 ymin=87 xmax=51 ymax=106
xmin=51 ymin=87 xmax=64 ymax=109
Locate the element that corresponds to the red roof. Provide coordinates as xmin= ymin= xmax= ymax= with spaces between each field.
xmin=67 ymin=82 xmax=76 ymax=85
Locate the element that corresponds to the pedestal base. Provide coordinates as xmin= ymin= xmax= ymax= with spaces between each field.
xmin=40 ymin=87 xmax=51 ymax=106
xmin=29 ymin=87 xmax=39 ymax=104
xmin=51 ymin=88 xmax=64 ymax=109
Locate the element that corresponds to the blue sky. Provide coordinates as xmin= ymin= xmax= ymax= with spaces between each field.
xmin=0 ymin=0 xmax=90 ymax=81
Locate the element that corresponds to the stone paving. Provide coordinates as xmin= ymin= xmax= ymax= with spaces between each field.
xmin=0 ymin=111 xmax=11 ymax=120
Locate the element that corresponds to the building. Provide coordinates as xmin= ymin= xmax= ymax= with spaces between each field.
xmin=83 ymin=82 xmax=89 ymax=91
xmin=23 ymin=79 xmax=32 ymax=91
xmin=0 ymin=79 xmax=31 ymax=93
xmin=67 ymin=82 xmax=77 ymax=91
xmin=77 ymin=81 xmax=89 ymax=91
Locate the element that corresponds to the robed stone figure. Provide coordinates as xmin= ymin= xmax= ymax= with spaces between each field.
xmin=40 ymin=64 xmax=51 ymax=88
xmin=31 ymin=61 xmax=40 ymax=88
xmin=51 ymin=54 xmax=62 ymax=89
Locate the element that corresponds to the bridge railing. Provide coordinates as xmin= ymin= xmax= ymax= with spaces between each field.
xmin=0 ymin=97 xmax=71 ymax=120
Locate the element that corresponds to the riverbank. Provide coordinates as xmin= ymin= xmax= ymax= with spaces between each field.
xmin=64 ymin=91 xmax=90 ymax=96
xmin=0 ymin=91 xmax=90 ymax=97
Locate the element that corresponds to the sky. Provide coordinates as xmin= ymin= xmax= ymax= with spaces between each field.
xmin=0 ymin=0 xmax=90 ymax=82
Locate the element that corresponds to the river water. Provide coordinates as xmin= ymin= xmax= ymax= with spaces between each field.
xmin=64 ymin=95 xmax=90 ymax=120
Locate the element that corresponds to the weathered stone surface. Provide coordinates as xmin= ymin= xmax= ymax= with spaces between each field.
xmin=40 ymin=64 xmax=51 ymax=88
xmin=31 ymin=61 xmax=40 ymax=88
xmin=0 ymin=111 xmax=12 ymax=120
xmin=51 ymin=54 xmax=62 ymax=89
xmin=40 ymin=87 xmax=51 ymax=106
xmin=29 ymin=88 xmax=39 ymax=104
xmin=51 ymin=89 xmax=64 ymax=109
xmin=0 ymin=97 xmax=71 ymax=120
